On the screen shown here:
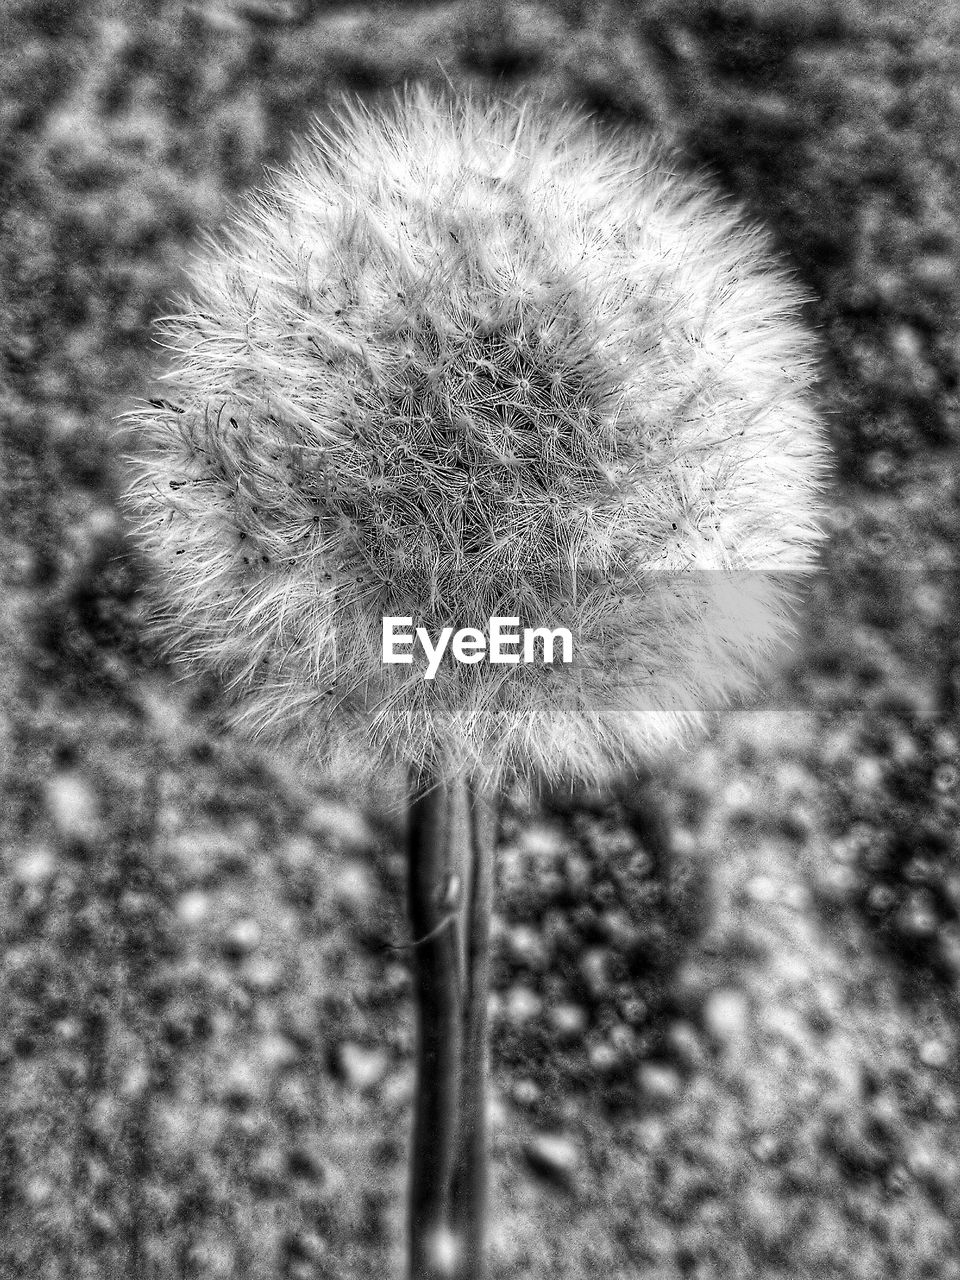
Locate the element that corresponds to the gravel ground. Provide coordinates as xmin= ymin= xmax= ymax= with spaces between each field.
xmin=3 ymin=1 xmax=960 ymax=1276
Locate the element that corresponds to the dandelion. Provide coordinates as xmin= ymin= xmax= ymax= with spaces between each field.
xmin=122 ymin=86 xmax=827 ymax=1280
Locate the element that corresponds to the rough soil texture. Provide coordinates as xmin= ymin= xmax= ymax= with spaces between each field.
xmin=2 ymin=1 xmax=960 ymax=1277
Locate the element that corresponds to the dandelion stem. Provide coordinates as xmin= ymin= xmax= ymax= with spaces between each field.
xmin=407 ymin=772 xmax=497 ymax=1280
xmin=408 ymin=774 xmax=464 ymax=1279
xmin=450 ymin=781 xmax=496 ymax=1280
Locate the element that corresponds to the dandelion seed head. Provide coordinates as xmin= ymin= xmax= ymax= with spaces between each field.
xmin=122 ymin=86 xmax=828 ymax=788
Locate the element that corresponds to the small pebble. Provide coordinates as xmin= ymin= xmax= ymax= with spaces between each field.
xmin=507 ymin=924 xmax=548 ymax=971
xmin=673 ymin=828 xmax=698 ymax=857
xmin=332 ymin=859 xmax=375 ymax=912
xmin=886 ymin=1164 xmax=910 ymax=1194
xmin=45 ymin=773 xmax=102 ymax=844
xmin=746 ymin=875 xmax=778 ymax=905
xmin=505 ymin=985 xmax=542 ymax=1025
xmin=337 ymin=1042 xmax=388 ymax=1092
xmin=775 ymin=952 xmax=812 ymax=986
xmin=243 ymin=957 xmax=284 ymax=995
xmin=579 ymin=948 xmax=609 ymax=996
xmin=912 ymin=254 xmax=955 ymax=290
xmin=538 ymin=868 xmax=566 ymax=901
xmin=918 ymin=1039 xmax=950 ymax=1069
xmin=722 ymin=780 xmax=753 ymax=816
xmin=619 ymin=995 xmax=648 ymax=1026
xmin=868 ymin=1092 xmax=901 ymax=1137
xmin=637 ymin=1061 xmax=682 ymax=1107
xmin=176 ymin=890 xmax=210 ymax=925
xmin=548 ymin=1002 xmax=588 ymax=1041
xmin=286 ymin=1229 xmax=326 ymax=1263
xmin=486 ymin=1088 xmax=508 ymax=1127
xmin=89 ymin=1104 xmax=118 ymax=1145
xmin=88 ymin=1209 xmax=116 ymax=1238
xmin=282 ymin=835 xmax=315 ymax=871
xmin=304 ymin=800 xmax=373 ymax=852
xmin=383 ymin=961 xmax=409 ymax=995
xmin=381 ymin=1066 xmax=414 ymax=1109
xmin=782 ymin=883 xmax=809 ymax=911
xmin=751 ymin=1132 xmax=778 ymax=1162
xmin=519 ymin=824 xmax=564 ymax=858
xmin=600 ymin=909 xmax=638 ymax=948
xmin=121 ymin=1061 xmax=151 ymax=1099
xmin=666 ymin=1020 xmax=704 ymax=1070
xmin=635 ymin=1116 xmax=666 ymax=1151
xmin=781 ymin=803 xmax=814 ymax=839
xmin=24 ymin=1176 xmax=54 ymax=1206
xmin=588 ymin=1041 xmax=619 ymax=1073
xmin=167 ymin=827 xmax=240 ymax=880
xmin=775 ymin=761 xmax=813 ymax=798
xmin=220 ymin=1060 xmax=262 ymax=1107
xmin=511 ymin=1079 xmax=541 ymax=1107
xmin=156 ymin=1102 xmax=209 ymax=1157
xmin=908 ymin=1144 xmax=951 ymax=1197
xmin=764 ymin=1005 xmax=808 ymax=1050
xmin=277 ymin=1079 xmax=312 ymax=1123
xmin=817 ymin=983 xmax=843 ymax=1021
xmin=223 ymin=917 xmax=261 ymax=958
xmin=609 ymin=1024 xmax=637 ymax=1056
xmin=496 ymin=846 xmax=523 ymax=892
xmin=564 ymin=853 xmax=591 ymax=893
xmin=890 ymin=321 xmax=924 ymax=363
xmin=674 ymin=961 xmax=709 ymax=1011
xmin=852 ymin=756 xmax=884 ymax=793
xmin=250 ymin=1146 xmax=286 ymax=1191
xmin=939 ymin=931 xmax=960 ymax=979
xmin=13 ymin=845 xmax=55 ymax=885
xmin=703 ymin=988 xmax=749 ymax=1047
xmin=523 ymin=1134 xmax=579 ymax=1186
xmin=289 ymin=1266 xmax=318 ymax=1280
xmin=899 ymin=895 xmax=938 ymax=939
xmin=821 ymin=862 xmax=858 ymax=899
xmin=425 ymin=1227 xmax=459 ymax=1274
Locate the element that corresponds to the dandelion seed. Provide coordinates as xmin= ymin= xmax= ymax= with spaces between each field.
xmin=122 ymin=85 xmax=827 ymax=791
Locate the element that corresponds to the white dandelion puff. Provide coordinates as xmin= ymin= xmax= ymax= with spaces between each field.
xmin=121 ymin=85 xmax=828 ymax=789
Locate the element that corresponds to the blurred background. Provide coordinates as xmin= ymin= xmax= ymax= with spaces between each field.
xmin=2 ymin=0 xmax=960 ymax=1276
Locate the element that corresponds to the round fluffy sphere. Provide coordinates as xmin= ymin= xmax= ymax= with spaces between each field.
xmin=123 ymin=87 xmax=827 ymax=788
